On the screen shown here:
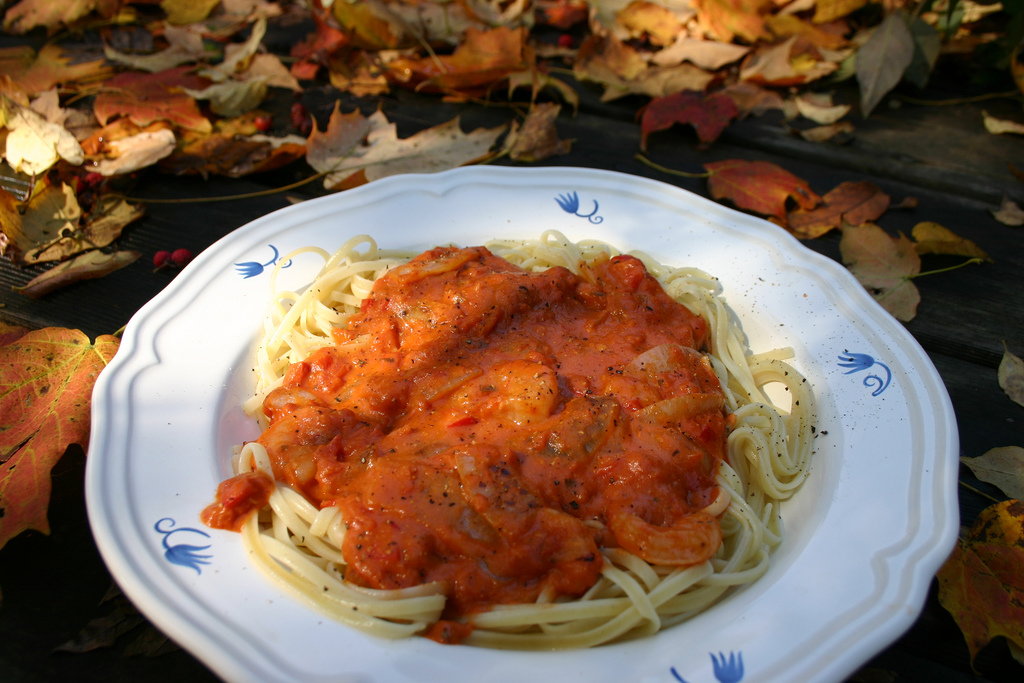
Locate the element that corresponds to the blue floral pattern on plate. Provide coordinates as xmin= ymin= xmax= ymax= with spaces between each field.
xmin=555 ymin=191 xmax=603 ymax=223
xmin=672 ymin=651 xmax=744 ymax=682
xmin=235 ymin=244 xmax=290 ymax=279
xmin=155 ymin=518 xmax=212 ymax=574
xmin=838 ymin=352 xmax=892 ymax=396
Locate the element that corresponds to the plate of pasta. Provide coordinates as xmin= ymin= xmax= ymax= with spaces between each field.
xmin=86 ymin=166 xmax=958 ymax=683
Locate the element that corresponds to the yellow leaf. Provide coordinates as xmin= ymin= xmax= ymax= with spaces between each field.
xmin=2 ymin=95 xmax=84 ymax=175
xmin=160 ymin=0 xmax=220 ymax=25
xmin=911 ymin=221 xmax=991 ymax=261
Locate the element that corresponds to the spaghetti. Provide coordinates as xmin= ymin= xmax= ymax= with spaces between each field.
xmin=203 ymin=231 xmax=814 ymax=648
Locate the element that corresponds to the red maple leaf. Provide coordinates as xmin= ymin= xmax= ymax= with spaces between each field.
xmin=640 ymin=91 xmax=739 ymax=151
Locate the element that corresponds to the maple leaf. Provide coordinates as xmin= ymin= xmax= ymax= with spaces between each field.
xmin=640 ymin=91 xmax=738 ymax=151
xmin=504 ymin=102 xmax=571 ymax=162
xmin=704 ymin=159 xmax=820 ymax=224
xmin=839 ymin=222 xmax=921 ymax=321
xmin=911 ymin=221 xmax=991 ymax=261
xmin=787 ymin=180 xmax=889 ymax=239
xmin=15 ymin=250 xmax=140 ymax=299
xmin=2 ymin=0 xmax=120 ymax=36
xmin=0 ymin=328 xmax=119 ymax=550
xmin=936 ymin=500 xmax=1024 ymax=669
xmin=1000 ymin=343 xmax=1024 ymax=408
xmin=92 ymin=66 xmax=212 ymax=133
xmin=962 ymin=447 xmax=1024 ymax=501
xmin=306 ymin=106 xmax=506 ymax=189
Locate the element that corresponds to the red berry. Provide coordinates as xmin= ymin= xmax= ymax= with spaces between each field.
xmin=290 ymin=102 xmax=312 ymax=136
xmin=557 ymin=33 xmax=574 ymax=48
xmin=170 ymin=248 xmax=193 ymax=267
xmin=83 ymin=172 xmax=104 ymax=187
xmin=254 ymin=114 xmax=272 ymax=132
xmin=153 ymin=250 xmax=171 ymax=268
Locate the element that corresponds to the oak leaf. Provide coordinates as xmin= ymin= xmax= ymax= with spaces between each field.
xmin=839 ymin=222 xmax=920 ymax=321
xmin=640 ymin=91 xmax=738 ymax=151
xmin=911 ymin=221 xmax=990 ymax=261
xmin=704 ymin=159 xmax=820 ymax=224
xmin=0 ymin=328 xmax=119 ymax=550
xmin=936 ymin=500 xmax=1024 ymax=669
xmin=15 ymin=250 xmax=140 ymax=298
xmin=962 ymin=447 xmax=1024 ymax=501
xmin=787 ymin=180 xmax=889 ymax=239
xmin=991 ymin=197 xmax=1024 ymax=226
xmin=1000 ymin=343 xmax=1024 ymax=408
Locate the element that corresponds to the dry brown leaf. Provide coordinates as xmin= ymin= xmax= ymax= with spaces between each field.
xmin=962 ymin=447 xmax=1024 ymax=500
xmin=616 ymin=1 xmax=685 ymax=46
xmin=103 ymin=24 xmax=207 ymax=73
xmin=794 ymin=92 xmax=851 ymax=124
xmin=911 ymin=221 xmax=991 ymax=261
xmin=1000 ymin=343 xmax=1024 ymax=408
xmin=15 ymin=250 xmax=140 ymax=298
xmin=9 ymin=181 xmax=82 ymax=265
xmin=787 ymin=180 xmax=888 ymax=238
xmin=160 ymin=0 xmax=220 ymax=25
xmin=26 ymin=196 xmax=144 ymax=264
xmin=740 ymin=36 xmax=840 ymax=87
xmin=505 ymin=103 xmax=571 ymax=162
xmin=651 ymin=37 xmax=751 ymax=70
xmin=840 ymin=223 xmax=921 ymax=321
xmin=797 ymin=120 xmax=855 ymax=142
xmin=92 ymin=129 xmax=177 ymax=177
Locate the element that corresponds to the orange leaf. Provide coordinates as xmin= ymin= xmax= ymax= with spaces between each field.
xmin=704 ymin=159 xmax=820 ymax=223
xmin=2 ymin=0 xmax=120 ymax=36
xmin=937 ymin=499 xmax=1024 ymax=669
xmin=0 ymin=43 xmax=112 ymax=97
xmin=0 ymin=328 xmax=119 ymax=550
xmin=640 ymin=91 xmax=738 ymax=151
xmin=839 ymin=223 xmax=921 ymax=321
xmin=788 ymin=180 xmax=890 ymax=239
xmin=92 ymin=66 xmax=212 ymax=133
xmin=692 ymin=0 xmax=771 ymax=43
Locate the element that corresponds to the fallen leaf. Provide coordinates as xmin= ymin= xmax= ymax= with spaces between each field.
xmin=788 ymin=180 xmax=889 ymax=238
xmin=0 ymin=321 xmax=29 ymax=347
xmin=332 ymin=0 xmax=406 ymax=50
xmin=505 ymin=102 xmax=571 ymax=162
xmin=0 ymin=328 xmax=119 ymax=550
xmin=184 ymin=78 xmax=269 ymax=118
xmin=911 ymin=221 xmax=991 ymax=261
xmin=3 ymin=180 xmax=82 ymax=265
xmin=651 ymin=37 xmax=750 ymax=70
xmin=840 ymin=222 xmax=921 ymax=321
xmin=705 ymin=159 xmax=821 ymax=223
xmin=616 ymin=0 xmax=684 ymax=46
xmin=904 ymin=16 xmax=941 ymax=88
xmin=307 ymin=108 xmax=506 ymax=189
xmin=991 ymin=197 xmax=1024 ymax=226
xmin=794 ymin=92 xmax=851 ymax=124
xmin=693 ymin=0 xmax=771 ymax=43
xmin=160 ymin=0 xmax=220 ymax=25
xmin=766 ymin=13 xmax=849 ymax=50
xmin=2 ymin=95 xmax=85 ymax=175
xmin=856 ymin=12 xmax=915 ymax=116
xmin=2 ymin=0 xmax=120 ymax=35
xmin=535 ymin=0 xmax=589 ymax=29
xmin=797 ymin=120 xmax=855 ymax=142
xmin=640 ymin=91 xmax=739 ymax=150
xmin=103 ymin=23 xmax=208 ymax=73
xmin=92 ymin=129 xmax=177 ymax=177
xmin=27 ymin=196 xmax=144 ymax=264
xmin=719 ymin=81 xmax=787 ymax=117
xmin=92 ymin=67 xmax=212 ymax=133
xmin=507 ymin=70 xmax=579 ymax=114
xmin=962 ymin=447 xmax=1024 ymax=500
xmin=982 ymin=111 xmax=1024 ymax=136
xmin=740 ymin=35 xmax=840 ymax=87
xmin=1000 ymin=343 xmax=1024 ymax=408
xmin=162 ymin=127 xmax=306 ymax=178
xmin=812 ymin=0 xmax=868 ymax=23
xmin=936 ymin=499 xmax=1024 ymax=669
xmin=0 ymin=44 xmax=112 ymax=97
xmin=15 ymin=250 xmax=140 ymax=298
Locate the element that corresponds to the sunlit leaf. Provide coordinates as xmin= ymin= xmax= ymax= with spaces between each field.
xmin=812 ymin=0 xmax=868 ymax=24
xmin=911 ymin=221 xmax=991 ymax=261
xmin=937 ymin=500 xmax=1024 ymax=669
xmin=705 ymin=159 xmax=820 ymax=223
xmin=651 ymin=37 xmax=750 ymax=71
xmin=160 ymin=0 xmax=220 ymax=26
xmin=91 ymin=129 xmax=177 ymax=177
xmin=92 ymin=67 xmax=212 ymax=133
xmin=2 ymin=95 xmax=84 ymax=175
xmin=982 ymin=110 xmax=1024 ymax=136
xmin=692 ymin=0 xmax=771 ymax=43
xmin=840 ymin=222 xmax=921 ymax=321
xmin=856 ymin=12 xmax=915 ymax=116
xmin=0 ymin=328 xmax=119 ymax=550
xmin=617 ymin=0 xmax=685 ymax=46
xmin=962 ymin=447 xmax=1024 ymax=500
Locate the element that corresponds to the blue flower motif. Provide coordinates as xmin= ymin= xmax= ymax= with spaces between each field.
xmin=235 ymin=244 xmax=291 ymax=279
xmin=155 ymin=518 xmax=212 ymax=574
xmin=555 ymin=191 xmax=603 ymax=224
xmin=838 ymin=352 xmax=892 ymax=396
xmin=670 ymin=651 xmax=744 ymax=683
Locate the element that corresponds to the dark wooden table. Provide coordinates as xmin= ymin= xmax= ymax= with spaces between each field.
xmin=1 ymin=24 xmax=1023 ymax=683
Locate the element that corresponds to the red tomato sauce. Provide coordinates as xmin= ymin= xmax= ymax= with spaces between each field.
xmin=208 ymin=246 xmax=728 ymax=619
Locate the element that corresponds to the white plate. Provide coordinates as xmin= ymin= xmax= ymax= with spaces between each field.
xmin=86 ymin=166 xmax=958 ymax=683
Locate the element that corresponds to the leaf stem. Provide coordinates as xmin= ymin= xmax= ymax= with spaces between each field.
xmin=909 ymin=257 xmax=984 ymax=279
xmin=118 ymin=170 xmax=329 ymax=204
xmin=634 ymin=154 xmax=710 ymax=179
xmin=958 ymin=479 xmax=1002 ymax=504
